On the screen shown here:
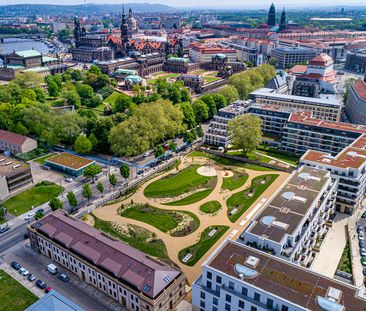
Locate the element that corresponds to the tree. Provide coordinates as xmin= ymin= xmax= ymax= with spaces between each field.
xmin=67 ymin=191 xmax=78 ymax=209
xmin=74 ymin=135 xmax=92 ymax=154
xmin=196 ymin=125 xmax=204 ymax=137
xmin=228 ymin=114 xmax=263 ymax=156
xmin=82 ymin=183 xmax=93 ymax=204
xmin=12 ymin=72 xmax=43 ymax=89
xmin=169 ymin=141 xmax=177 ymax=152
xmin=34 ymin=87 xmax=46 ymax=103
xmin=77 ymin=84 xmax=94 ymax=105
xmin=114 ymin=93 xmax=132 ymax=113
xmin=88 ymin=133 xmax=98 ymax=150
xmin=212 ymin=93 xmax=227 ymax=110
xmin=183 ymin=130 xmax=196 ymax=144
xmin=109 ymin=174 xmax=117 ymax=189
xmin=269 ymin=57 xmax=277 ymax=66
xmin=219 ymin=85 xmax=239 ymax=104
xmin=49 ymin=197 xmax=63 ymax=211
xmin=47 ymin=79 xmax=60 ymax=97
xmin=63 ymin=90 xmax=81 ymax=108
xmin=96 ymin=181 xmax=104 ymax=197
xmin=192 ymin=100 xmax=209 ymax=124
xmin=200 ymin=94 xmax=217 ymax=118
xmin=119 ymin=163 xmax=130 ymax=179
xmin=155 ymin=145 xmax=165 ymax=158
xmin=34 ymin=210 xmax=45 ymax=220
xmin=83 ymin=165 xmax=102 ymax=183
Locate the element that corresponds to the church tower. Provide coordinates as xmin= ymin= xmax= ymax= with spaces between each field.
xmin=120 ymin=6 xmax=130 ymax=56
xmin=279 ymin=8 xmax=286 ymax=31
xmin=74 ymin=17 xmax=81 ymax=47
xmin=268 ymin=3 xmax=276 ymax=28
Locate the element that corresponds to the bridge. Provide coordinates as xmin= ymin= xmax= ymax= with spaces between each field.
xmin=0 ymin=33 xmax=47 ymax=42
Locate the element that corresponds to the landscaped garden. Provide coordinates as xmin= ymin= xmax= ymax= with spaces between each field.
xmin=92 ymin=214 xmax=170 ymax=261
xmin=118 ymin=203 xmax=200 ymax=237
xmin=178 ymin=225 xmax=229 ymax=266
xmin=0 ymin=269 xmax=38 ymax=311
xmin=164 ymin=189 xmax=213 ymax=206
xmin=4 ymin=181 xmax=64 ymax=216
xmin=144 ymin=164 xmax=216 ymax=198
xmin=257 ymin=145 xmax=300 ymax=166
xmin=337 ymin=241 xmax=352 ymax=274
xmin=227 ymin=174 xmax=279 ymax=222
xmin=221 ymin=171 xmax=249 ymax=191
xmin=199 ymin=201 xmax=222 ymax=214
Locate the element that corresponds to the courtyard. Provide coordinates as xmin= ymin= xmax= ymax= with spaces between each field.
xmin=87 ymin=153 xmax=290 ymax=282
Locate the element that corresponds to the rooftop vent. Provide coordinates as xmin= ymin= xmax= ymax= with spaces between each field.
xmin=13 ymin=164 xmax=20 ymax=170
xmin=245 ymin=256 xmax=260 ymax=268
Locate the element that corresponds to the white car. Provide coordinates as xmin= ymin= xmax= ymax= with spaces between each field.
xmin=19 ymin=268 xmax=29 ymax=276
xmin=143 ymin=152 xmax=149 ymax=157
xmin=65 ymin=177 xmax=73 ymax=183
xmin=25 ymin=212 xmax=35 ymax=220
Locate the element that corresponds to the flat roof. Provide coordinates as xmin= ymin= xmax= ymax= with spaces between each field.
xmin=0 ymin=155 xmax=29 ymax=177
xmin=250 ymin=88 xmax=341 ymax=107
xmin=30 ymin=211 xmax=181 ymax=299
xmin=45 ymin=152 xmax=94 ymax=170
xmin=206 ymin=240 xmax=366 ymax=310
xmin=246 ymin=166 xmax=330 ymax=243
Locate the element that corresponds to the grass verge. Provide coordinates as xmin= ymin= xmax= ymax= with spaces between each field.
xmin=178 ymin=226 xmax=229 ymax=266
xmin=337 ymin=241 xmax=352 ymax=274
xmin=199 ymin=201 xmax=222 ymax=214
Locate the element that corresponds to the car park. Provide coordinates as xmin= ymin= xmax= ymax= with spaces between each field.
xmin=27 ymin=274 xmax=36 ymax=282
xmin=36 ymin=280 xmax=47 ymax=290
xmin=19 ymin=268 xmax=29 ymax=276
xmin=10 ymin=261 xmax=21 ymax=270
xmin=57 ymin=273 xmax=69 ymax=282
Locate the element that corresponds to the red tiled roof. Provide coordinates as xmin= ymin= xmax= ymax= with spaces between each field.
xmin=289 ymin=64 xmax=308 ymax=75
xmin=0 ymin=129 xmax=28 ymax=146
xmin=353 ymin=79 xmax=366 ymax=100
xmin=309 ymin=53 xmax=333 ymax=66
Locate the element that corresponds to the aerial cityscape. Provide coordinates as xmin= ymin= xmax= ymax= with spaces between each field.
xmin=1 ymin=1 xmax=366 ymax=311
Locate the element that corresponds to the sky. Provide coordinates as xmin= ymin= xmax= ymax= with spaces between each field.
xmin=2 ymin=0 xmax=366 ymax=8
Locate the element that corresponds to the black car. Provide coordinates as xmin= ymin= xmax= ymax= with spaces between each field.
xmin=57 ymin=273 xmax=69 ymax=282
xmin=10 ymin=261 xmax=21 ymax=270
xmin=0 ymin=226 xmax=10 ymax=234
xmin=36 ymin=280 xmax=47 ymax=289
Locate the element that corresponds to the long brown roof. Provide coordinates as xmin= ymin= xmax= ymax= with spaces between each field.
xmin=0 ymin=129 xmax=28 ymax=146
xmin=31 ymin=211 xmax=181 ymax=299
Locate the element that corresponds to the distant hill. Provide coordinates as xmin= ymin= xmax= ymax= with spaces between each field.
xmin=0 ymin=3 xmax=176 ymax=17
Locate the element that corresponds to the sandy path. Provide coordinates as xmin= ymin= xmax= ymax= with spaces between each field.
xmin=92 ymin=156 xmax=290 ymax=283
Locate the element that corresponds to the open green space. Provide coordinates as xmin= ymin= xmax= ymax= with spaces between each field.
xmin=203 ymin=76 xmax=221 ymax=84
xmin=178 ymin=226 xmax=229 ymax=266
xmin=222 ymin=171 xmax=249 ymax=191
xmin=188 ymin=151 xmax=272 ymax=171
xmin=147 ymin=73 xmax=179 ymax=85
xmin=119 ymin=204 xmax=200 ymax=237
xmin=337 ymin=241 xmax=352 ymax=274
xmin=164 ymin=189 xmax=213 ymax=206
xmin=227 ymin=174 xmax=279 ymax=222
xmin=104 ymin=91 xmax=121 ymax=105
xmin=227 ymin=150 xmax=273 ymax=164
xmin=92 ymin=214 xmax=170 ymax=261
xmin=257 ymin=145 xmax=300 ymax=166
xmin=4 ymin=181 xmax=64 ymax=216
xmin=144 ymin=165 xmax=216 ymax=198
xmin=33 ymin=153 xmax=56 ymax=165
xmin=0 ymin=269 xmax=38 ymax=311
xmin=199 ymin=201 xmax=222 ymax=214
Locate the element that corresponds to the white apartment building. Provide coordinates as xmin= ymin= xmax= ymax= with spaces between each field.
xmin=28 ymin=211 xmax=186 ymax=311
xmin=192 ymin=239 xmax=366 ymax=311
xmin=240 ymin=166 xmax=337 ymax=267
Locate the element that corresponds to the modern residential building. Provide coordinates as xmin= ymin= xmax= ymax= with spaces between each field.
xmin=249 ymin=88 xmax=341 ymax=121
xmin=345 ymin=49 xmax=366 ymax=73
xmin=0 ymin=156 xmax=33 ymax=200
xmin=240 ymin=166 xmax=336 ymax=266
xmin=0 ymin=129 xmax=37 ymax=154
xmin=45 ymin=153 xmax=95 ymax=177
xmin=28 ymin=210 xmax=187 ymax=311
xmin=204 ymin=100 xmax=252 ymax=147
xmin=345 ymin=78 xmax=366 ymax=125
xmin=192 ymin=239 xmax=366 ymax=311
xmin=271 ymin=47 xmax=316 ymax=69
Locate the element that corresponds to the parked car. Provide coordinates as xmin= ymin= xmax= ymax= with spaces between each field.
xmin=362 ymin=211 xmax=366 ymax=219
xmin=360 ymin=240 xmax=365 ymax=247
xmin=58 ymin=273 xmax=69 ymax=282
xmin=358 ymin=225 xmax=363 ymax=232
xmin=10 ymin=261 xmax=21 ymax=270
xmin=143 ymin=152 xmax=149 ymax=157
xmin=0 ymin=226 xmax=10 ymax=234
xmin=25 ymin=212 xmax=36 ymax=220
xmin=361 ymin=257 xmax=366 ymax=266
xmin=65 ymin=177 xmax=73 ymax=183
xmin=359 ymin=235 xmax=365 ymax=241
xmin=361 ymin=249 xmax=366 ymax=257
xmin=27 ymin=274 xmax=36 ymax=282
xmin=47 ymin=264 xmax=58 ymax=275
xmin=44 ymin=287 xmax=53 ymax=293
xmin=19 ymin=268 xmax=29 ymax=276
xmin=36 ymin=280 xmax=47 ymax=289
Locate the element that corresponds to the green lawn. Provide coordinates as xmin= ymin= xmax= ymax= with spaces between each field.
xmin=178 ymin=226 xmax=229 ymax=266
xmin=164 ymin=189 xmax=213 ymax=206
xmin=16 ymin=146 xmax=49 ymax=162
xmin=33 ymin=153 xmax=56 ymax=165
xmin=144 ymin=165 xmax=215 ymax=198
xmin=104 ymin=91 xmax=121 ymax=105
xmin=204 ymin=76 xmax=221 ymax=84
xmin=227 ymin=174 xmax=279 ymax=222
xmin=257 ymin=145 xmax=300 ymax=166
xmin=119 ymin=204 xmax=200 ymax=236
xmin=227 ymin=150 xmax=272 ymax=164
xmin=222 ymin=171 xmax=249 ymax=191
xmin=4 ymin=181 xmax=64 ymax=216
xmin=92 ymin=214 xmax=170 ymax=260
xmin=199 ymin=201 xmax=222 ymax=214
xmin=188 ymin=151 xmax=272 ymax=171
xmin=0 ymin=269 xmax=38 ymax=311
xmin=147 ymin=73 xmax=179 ymax=85
xmin=337 ymin=241 xmax=352 ymax=274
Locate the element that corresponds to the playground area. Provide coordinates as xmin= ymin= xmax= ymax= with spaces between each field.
xmin=87 ymin=153 xmax=290 ymax=283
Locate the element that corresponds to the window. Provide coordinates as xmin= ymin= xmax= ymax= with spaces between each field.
xmin=225 ymin=304 xmax=230 ymax=311
xmin=228 ymin=281 xmax=234 ymax=290
xmin=239 ymin=300 xmax=244 ymax=308
xmin=212 ymin=307 xmax=217 ymax=311
xmin=267 ymin=298 xmax=274 ymax=309
xmin=251 ymin=307 xmax=257 ymax=311
xmin=225 ymin=294 xmax=231 ymax=303
xmin=213 ymin=297 xmax=218 ymax=306
xmin=254 ymin=293 xmax=260 ymax=302
xmin=207 ymin=271 xmax=212 ymax=280
xmin=200 ymin=292 xmax=205 ymax=299
xmin=200 ymin=300 xmax=205 ymax=308
xmin=207 ymin=281 xmax=212 ymax=289
xmin=241 ymin=287 xmax=248 ymax=296
xmin=281 ymin=306 xmax=289 ymax=311
xmin=216 ymin=276 xmax=222 ymax=284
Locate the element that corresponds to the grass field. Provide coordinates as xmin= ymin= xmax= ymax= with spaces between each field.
xmin=33 ymin=153 xmax=56 ymax=165
xmin=257 ymin=145 xmax=300 ymax=166
xmin=144 ymin=165 xmax=215 ymax=198
xmin=227 ymin=174 xmax=279 ymax=222
xmin=147 ymin=73 xmax=179 ymax=85
xmin=92 ymin=214 xmax=170 ymax=260
xmin=222 ymin=171 xmax=249 ymax=191
xmin=104 ymin=91 xmax=121 ymax=105
xmin=0 ymin=269 xmax=38 ymax=311
xmin=164 ymin=189 xmax=213 ymax=206
xmin=4 ymin=181 xmax=64 ymax=216
xmin=199 ymin=201 xmax=222 ymax=214
xmin=203 ymin=76 xmax=221 ymax=84
xmin=188 ymin=151 xmax=272 ymax=171
xmin=178 ymin=226 xmax=229 ymax=266
xmin=119 ymin=204 xmax=200 ymax=236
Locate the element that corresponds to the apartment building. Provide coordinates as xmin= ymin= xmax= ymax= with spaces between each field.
xmin=271 ymin=47 xmax=316 ymax=69
xmin=0 ymin=129 xmax=37 ymax=154
xmin=240 ymin=166 xmax=336 ymax=267
xmin=192 ymin=239 xmax=366 ymax=311
xmin=345 ymin=78 xmax=366 ymax=125
xmin=249 ymin=88 xmax=341 ymax=121
xmin=28 ymin=211 xmax=187 ymax=311
xmin=204 ymin=100 xmax=252 ymax=147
